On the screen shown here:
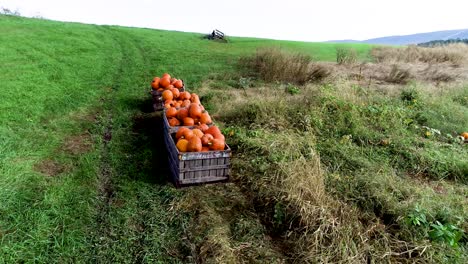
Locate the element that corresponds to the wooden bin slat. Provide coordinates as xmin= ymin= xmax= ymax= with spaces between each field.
xmin=179 ymin=164 xmax=229 ymax=172
xmin=164 ymin=131 xmax=230 ymax=187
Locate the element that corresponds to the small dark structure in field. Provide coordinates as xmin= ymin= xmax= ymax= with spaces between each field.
xmin=205 ymin=29 xmax=227 ymax=42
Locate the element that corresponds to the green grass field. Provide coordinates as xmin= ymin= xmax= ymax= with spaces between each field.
xmin=1 ymin=15 xmax=466 ymax=263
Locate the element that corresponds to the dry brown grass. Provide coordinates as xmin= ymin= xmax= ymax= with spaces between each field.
xmin=385 ymin=64 xmax=412 ymax=84
xmin=186 ymin=47 xmax=468 ymax=263
xmin=371 ymin=44 xmax=468 ymax=66
xmin=200 ymin=86 xmax=432 ymax=263
xmin=240 ymin=48 xmax=331 ymax=84
xmin=174 ymin=184 xmax=286 ymax=263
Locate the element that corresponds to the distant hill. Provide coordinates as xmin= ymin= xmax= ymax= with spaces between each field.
xmin=328 ymin=29 xmax=468 ymax=45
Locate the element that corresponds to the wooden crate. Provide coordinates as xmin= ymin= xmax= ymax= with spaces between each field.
xmin=164 ymin=132 xmax=230 ymax=187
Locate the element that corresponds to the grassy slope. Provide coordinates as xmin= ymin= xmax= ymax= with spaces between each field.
xmin=0 ymin=15 xmax=374 ymax=262
xmin=3 ymin=15 xmax=466 ymax=263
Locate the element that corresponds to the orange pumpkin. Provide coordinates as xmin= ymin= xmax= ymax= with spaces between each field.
xmin=176 ymin=127 xmax=190 ymax=140
xmin=173 ymin=79 xmax=183 ymax=89
xmin=200 ymin=112 xmax=212 ymax=124
xmin=162 ymin=90 xmax=173 ymax=101
xmin=183 ymin=117 xmax=195 ymax=126
xmin=168 ymin=118 xmax=180 ymax=127
xmin=162 ymin=73 xmax=171 ymax=79
xmin=178 ymin=91 xmax=186 ymax=100
xmin=205 ymin=126 xmax=222 ymax=138
xmin=189 ymin=103 xmax=202 ymax=119
xmin=170 ymin=88 xmax=180 ymax=99
xmin=151 ymin=77 xmax=160 ymax=89
xmin=197 ymin=123 xmax=209 ymax=132
xmin=181 ymin=100 xmax=191 ymax=108
xmin=176 ymin=139 xmax=189 ymax=152
xmin=166 ymin=107 xmax=178 ymax=118
xmin=460 ymin=132 xmax=468 ymax=139
xmin=192 ymin=128 xmax=204 ymax=138
xmin=201 ymin=134 xmax=214 ymax=146
xmin=201 ymin=146 xmax=210 ymax=152
xmin=187 ymin=137 xmax=202 ymax=152
xmin=209 ymin=138 xmax=225 ymax=151
xmin=179 ymin=92 xmax=191 ymax=101
xmin=177 ymin=108 xmax=189 ymax=120
xmin=191 ymin=94 xmax=200 ymax=104
xmin=216 ymin=134 xmax=225 ymax=141
xmin=160 ymin=77 xmax=171 ymax=88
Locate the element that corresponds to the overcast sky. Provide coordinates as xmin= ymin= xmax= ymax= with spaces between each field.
xmin=2 ymin=0 xmax=468 ymax=42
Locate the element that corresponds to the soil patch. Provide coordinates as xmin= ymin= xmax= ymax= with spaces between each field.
xmin=62 ymin=133 xmax=92 ymax=155
xmin=34 ymin=159 xmax=69 ymax=177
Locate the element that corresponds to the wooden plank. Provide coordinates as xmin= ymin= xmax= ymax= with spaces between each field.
xmin=179 ymin=164 xmax=229 ymax=173
xmin=179 ymin=176 xmax=228 ymax=185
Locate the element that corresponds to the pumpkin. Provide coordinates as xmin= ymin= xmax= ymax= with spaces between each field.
xmin=205 ymin=126 xmax=222 ymax=138
xmin=192 ymin=128 xmax=204 ymax=138
xmin=160 ymin=77 xmax=171 ymax=88
xmin=209 ymin=138 xmax=225 ymax=151
xmin=176 ymin=139 xmax=189 ymax=152
xmin=157 ymin=88 xmax=164 ymax=92
xmin=168 ymin=118 xmax=180 ymax=127
xmin=200 ymin=112 xmax=212 ymax=124
xmin=166 ymin=107 xmax=178 ymax=118
xmin=201 ymin=134 xmax=214 ymax=145
xmin=201 ymin=146 xmax=210 ymax=152
xmin=177 ymin=108 xmax=189 ymax=120
xmin=189 ymin=103 xmax=202 ymax=119
xmin=182 ymin=129 xmax=194 ymax=140
xmin=197 ymin=123 xmax=209 ymax=132
xmin=461 ymin=132 xmax=468 ymax=140
xmin=162 ymin=73 xmax=171 ymax=79
xmin=183 ymin=117 xmax=195 ymax=126
xmin=176 ymin=127 xmax=190 ymax=140
xmin=162 ymin=90 xmax=173 ymax=101
xmin=187 ymin=137 xmax=202 ymax=152
xmin=170 ymin=78 xmax=176 ymax=84
xmin=173 ymin=79 xmax=183 ymax=88
xmin=181 ymin=100 xmax=191 ymax=108
xmin=180 ymin=92 xmax=191 ymax=101
xmin=170 ymin=88 xmax=180 ymax=99
xmin=216 ymin=133 xmax=225 ymax=141
xmin=151 ymin=77 xmax=160 ymax=89
xmin=191 ymin=94 xmax=200 ymax=104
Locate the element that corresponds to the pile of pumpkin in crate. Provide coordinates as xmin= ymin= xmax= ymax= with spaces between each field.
xmin=150 ymin=73 xmax=185 ymax=111
xmin=150 ymin=73 xmax=230 ymax=186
